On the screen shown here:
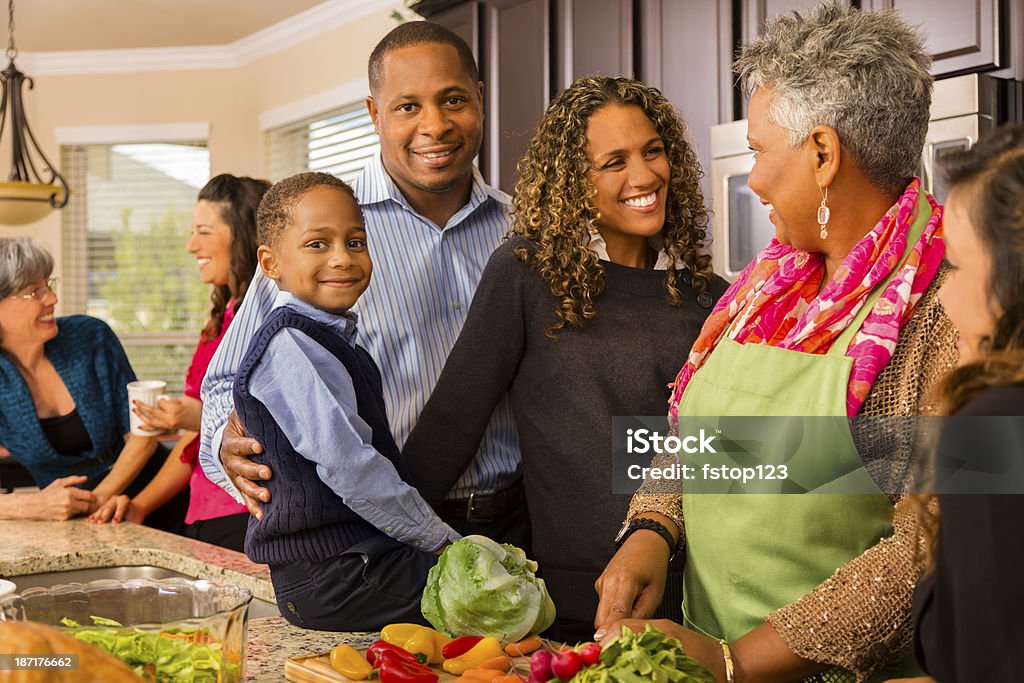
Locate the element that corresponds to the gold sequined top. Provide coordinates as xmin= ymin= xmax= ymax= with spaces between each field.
xmin=625 ymin=267 xmax=957 ymax=682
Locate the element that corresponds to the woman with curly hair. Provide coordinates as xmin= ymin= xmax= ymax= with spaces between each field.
xmin=402 ymin=75 xmax=728 ymax=641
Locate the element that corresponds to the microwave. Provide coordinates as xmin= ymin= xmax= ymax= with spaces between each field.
xmin=709 ymin=73 xmax=1023 ymax=280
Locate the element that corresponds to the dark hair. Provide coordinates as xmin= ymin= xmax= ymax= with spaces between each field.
xmin=368 ymin=21 xmax=479 ymax=94
xmin=197 ymin=174 xmax=271 ymax=340
xmin=911 ymin=122 xmax=1024 ymax=570
xmin=512 ymin=76 xmax=712 ymax=336
xmin=257 ymin=172 xmax=357 ymax=248
xmin=936 ymin=121 xmax=1024 ymax=411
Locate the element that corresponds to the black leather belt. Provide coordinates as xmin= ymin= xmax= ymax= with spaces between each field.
xmin=440 ymin=482 xmax=524 ymax=522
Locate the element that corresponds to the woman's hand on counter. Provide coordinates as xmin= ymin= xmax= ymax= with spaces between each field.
xmin=86 ymin=494 xmax=147 ymax=525
xmin=0 ymin=475 xmax=95 ymax=521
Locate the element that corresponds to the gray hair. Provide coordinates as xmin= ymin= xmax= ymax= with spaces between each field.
xmin=734 ymin=1 xmax=933 ymax=195
xmin=0 ymin=236 xmax=55 ymax=299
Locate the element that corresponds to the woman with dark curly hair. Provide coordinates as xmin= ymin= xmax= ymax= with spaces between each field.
xmin=402 ymin=75 xmax=728 ymax=641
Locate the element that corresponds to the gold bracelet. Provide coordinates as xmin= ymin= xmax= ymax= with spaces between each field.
xmin=719 ymin=640 xmax=735 ymax=683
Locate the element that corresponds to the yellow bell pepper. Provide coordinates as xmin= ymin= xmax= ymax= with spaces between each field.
xmin=442 ymin=636 xmax=506 ymax=675
xmin=330 ymin=643 xmax=373 ymax=680
xmin=380 ymin=623 xmax=426 ymax=646
xmin=404 ymin=626 xmax=445 ymax=665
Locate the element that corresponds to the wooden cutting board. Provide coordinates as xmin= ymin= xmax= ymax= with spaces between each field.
xmin=285 ymin=652 xmax=460 ymax=683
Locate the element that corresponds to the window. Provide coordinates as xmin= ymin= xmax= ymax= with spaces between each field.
xmin=265 ymin=100 xmax=379 ymax=182
xmin=61 ymin=142 xmax=211 ymax=395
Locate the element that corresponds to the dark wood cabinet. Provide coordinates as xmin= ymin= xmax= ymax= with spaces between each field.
xmin=417 ymin=0 xmax=1022 ymax=194
xmin=482 ymin=0 xmax=550 ymax=193
xmin=553 ymin=0 xmax=633 ymax=91
xmin=864 ymin=0 xmax=1004 ymax=77
xmin=638 ymin=0 xmax=735 ymax=203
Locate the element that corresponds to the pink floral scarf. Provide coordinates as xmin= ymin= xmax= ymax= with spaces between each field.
xmin=669 ymin=178 xmax=945 ymax=418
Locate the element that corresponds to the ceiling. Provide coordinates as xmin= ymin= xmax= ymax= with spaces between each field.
xmin=2 ymin=0 xmax=330 ymax=52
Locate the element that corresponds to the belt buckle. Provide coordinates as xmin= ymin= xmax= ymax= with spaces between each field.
xmin=465 ymin=491 xmax=494 ymax=523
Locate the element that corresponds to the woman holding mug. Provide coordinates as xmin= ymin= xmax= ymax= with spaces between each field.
xmin=89 ymin=175 xmax=270 ymax=551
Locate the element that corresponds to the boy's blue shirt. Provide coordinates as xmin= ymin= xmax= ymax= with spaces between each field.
xmin=247 ymin=290 xmax=458 ymax=552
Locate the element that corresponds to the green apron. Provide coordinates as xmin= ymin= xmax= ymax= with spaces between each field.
xmin=678 ymin=195 xmax=933 ymax=680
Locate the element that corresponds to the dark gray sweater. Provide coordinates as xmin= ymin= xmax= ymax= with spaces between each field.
xmin=403 ymin=238 xmax=728 ymax=621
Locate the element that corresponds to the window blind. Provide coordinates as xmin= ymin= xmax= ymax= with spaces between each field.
xmin=61 ymin=142 xmax=211 ymax=395
xmin=266 ymin=100 xmax=380 ymax=182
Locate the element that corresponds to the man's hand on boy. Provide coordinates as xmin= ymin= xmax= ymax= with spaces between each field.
xmin=222 ymin=410 xmax=272 ymax=519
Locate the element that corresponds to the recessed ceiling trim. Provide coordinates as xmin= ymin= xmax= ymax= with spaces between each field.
xmin=259 ymin=78 xmax=370 ymax=131
xmin=20 ymin=0 xmax=401 ymax=77
xmin=55 ymin=123 xmax=211 ymax=145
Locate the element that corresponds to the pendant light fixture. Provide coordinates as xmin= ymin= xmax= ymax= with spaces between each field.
xmin=0 ymin=0 xmax=68 ymax=225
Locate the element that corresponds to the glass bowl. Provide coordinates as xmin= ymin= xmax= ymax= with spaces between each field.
xmin=0 ymin=578 xmax=251 ymax=681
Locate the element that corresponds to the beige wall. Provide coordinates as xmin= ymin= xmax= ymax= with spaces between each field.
xmin=7 ymin=6 xmax=400 ymax=311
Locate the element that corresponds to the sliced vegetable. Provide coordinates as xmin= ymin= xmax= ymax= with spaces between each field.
xmin=443 ymin=636 xmax=506 ymax=675
xmin=60 ymin=615 xmax=239 ymax=682
xmin=331 ymin=644 xmax=373 ymax=680
xmin=443 ymin=635 xmax=485 ymax=660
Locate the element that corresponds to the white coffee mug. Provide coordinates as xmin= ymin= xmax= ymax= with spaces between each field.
xmin=127 ymin=380 xmax=169 ymax=436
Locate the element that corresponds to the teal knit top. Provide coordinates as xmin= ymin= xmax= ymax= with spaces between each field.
xmin=0 ymin=316 xmax=135 ymax=487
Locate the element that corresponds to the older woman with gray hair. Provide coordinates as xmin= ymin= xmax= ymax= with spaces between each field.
xmin=595 ymin=3 xmax=957 ymax=681
xmin=0 ymin=237 xmax=184 ymax=527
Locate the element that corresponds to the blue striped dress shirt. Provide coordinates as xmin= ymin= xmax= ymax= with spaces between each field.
xmin=199 ymin=154 xmax=521 ymax=501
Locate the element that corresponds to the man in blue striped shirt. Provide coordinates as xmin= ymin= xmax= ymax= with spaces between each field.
xmin=198 ymin=22 xmax=527 ymax=547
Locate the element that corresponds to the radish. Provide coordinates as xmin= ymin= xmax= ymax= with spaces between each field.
xmin=550 ymin=650 xmax=583 ymax=680
xmin=578 ymin=642 xmax=602 ymax=666
xmin=529 ymin=649 xmax=553 ymax=682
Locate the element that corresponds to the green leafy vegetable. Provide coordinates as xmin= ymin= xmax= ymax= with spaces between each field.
xmin=60 ymin=615 xmax=240 ymax=682
xmin=570 ymin=625 xmax=715 ymax=683
xmin=421 ymin=535 xmax=556 ymax=642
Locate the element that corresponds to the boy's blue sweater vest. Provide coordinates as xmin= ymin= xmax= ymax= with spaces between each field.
xmin=234 ymin=307 xmax=407 ymax=565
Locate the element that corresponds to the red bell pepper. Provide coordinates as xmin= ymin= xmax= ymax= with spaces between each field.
xmin=441 ymin=635 xmax=485 ymax=660
xmin=376 ymin=651 xmax=438 ymax=683
xmin=366 ymin=640 xmax=420 ymax=666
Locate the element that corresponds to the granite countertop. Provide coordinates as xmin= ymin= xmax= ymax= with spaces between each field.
xmin=0 ymin=519 xmax=366 ymax=681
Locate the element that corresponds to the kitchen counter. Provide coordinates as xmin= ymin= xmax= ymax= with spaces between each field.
xmin=0 ymin=519 xmax=371 ymax=681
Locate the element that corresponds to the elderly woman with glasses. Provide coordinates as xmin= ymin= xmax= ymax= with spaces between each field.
xmin=0 ymin=237 xmax=183 ymax=526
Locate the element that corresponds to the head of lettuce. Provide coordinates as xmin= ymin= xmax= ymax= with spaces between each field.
xmin=421 ymin=535 xmax=556 ymax=641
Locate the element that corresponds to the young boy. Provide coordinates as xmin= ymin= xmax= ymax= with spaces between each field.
xmin=235 ymin=172 xmax=457 ymax=631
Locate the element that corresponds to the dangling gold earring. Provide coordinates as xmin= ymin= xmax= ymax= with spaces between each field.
xmin=817 ymin=185 xmax=830 ymax=240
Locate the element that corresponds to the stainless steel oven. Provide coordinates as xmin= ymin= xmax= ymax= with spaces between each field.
xmin=710 ymin=73 xmax=1023 ymax=280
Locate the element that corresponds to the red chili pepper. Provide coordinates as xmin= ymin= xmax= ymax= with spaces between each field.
xmin=441 ymin=635 xmax=485 ymax=660
xmin=367 ymin=640 xmax=420 ymax=666
xmin=377 ymin=652 xmax=438 ymax=683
